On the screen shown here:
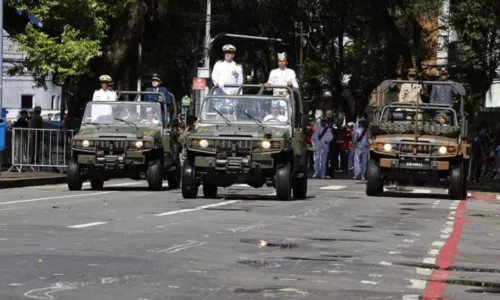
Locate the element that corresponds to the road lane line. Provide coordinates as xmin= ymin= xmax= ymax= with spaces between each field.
xmin=0 ymin=192 xmax=112 ymax=206
xmin=421 ymin=200 xmax=468 ymax=299
xmin=67 ymin=222 xmax=107 ymax=228
xmin=361 ymin=280 xmax=377 ymax=285
xmin=422 ymin=257 xmax=436 ymax=264
xmin=320 ymin=185 xmax=346 ymax=190
xmin=156 ymin=242 xmax=206 ymax=254
xmin=155 ymin=200 xmax=239 ymax=216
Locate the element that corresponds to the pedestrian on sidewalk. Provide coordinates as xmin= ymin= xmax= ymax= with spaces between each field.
xmin=30 ymin=106 xmax=44 ymax=165
xmin=353 ymin=117 xmax=370 ymax=180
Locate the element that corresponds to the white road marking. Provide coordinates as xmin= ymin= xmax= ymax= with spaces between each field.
xmin=408 ymin=279 xmax=427 ymax=289
xmin=428 ymin=249 xmax=439 ymax=256
xmin=0 ymin=192 xmax=111 ymax=206
xmin=369 ymin=274 xmax=382 ymax=277
xmin=155 ymin=200 xmax=239 ymax=216
xmin=228 ymin=223 xmax=267 ymax=233
xmin=379 ymin=261 xmax=392 ymax=266
xmin=447 ymin=216 xmax=455 ymax=220
xmin=9 ymin=283 xmax=22 ymax=286
xmin=402 ymin=295 xmax=420 ymax=300
xmin=233 ymin=184 xmax=250 ymax=187
xmin=389 ymin=251 xmax=401 ymax=255
xmin=266 ymin=193 xmax=276 ymax=196
xmin=397 ymin=244 xmax=410 ymax=248
xmin=449 ymin=211 xmax=456 ymax=215
xmin=432 ymin=241 xmax=445 ymax=247
xmin=361 ymin=280 xmax=377 ymax=285
xmin=446 ymin=221 xmax=454 ymax=225
xmin=24 ymin=282 xmax=81 ymax=299
xmin=452 ymin=200 xmax=460 ymax=205
xmin=156 ymin=241 xmax=206 ymax=253
xmin=441 ymin=227 xmax=453 ymax=234
xmin=320 ymin=185 xmax=347 ymax=190
xmin=410 ymin=232 xmax=420 ymax=237
xmin=67 ymin=222 xmax=107 ymax=228
xmin=404 ymin=239 xmax=414 ymax=243
xmin=423 ymin=257 xmax=436 ymax=264
xmin=440 ymin=234 xmax=450 ymax=239
xmin=102 ymin=277 xmax=119 ymax=284
xmin=416 ymin=267 xmax=432 ymax=275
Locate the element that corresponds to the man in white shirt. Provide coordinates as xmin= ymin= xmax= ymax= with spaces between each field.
xmin=262 ymin=101 xmax=288 ymax=122
xmin=312 ymin=118 xmax=334 ymax=178
xmin=264 ymin=52 xmax=299 ymax=96
xmin=398 ymin=68 xmax=427 ymax=103
xmin=211 ymin=44 xmax=243 ymax=95
xmin=91 ymin=74 xmax=117 ymax=122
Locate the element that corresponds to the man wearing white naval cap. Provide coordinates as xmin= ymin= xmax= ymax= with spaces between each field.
xmin=91 ymin=74 xmax=117 ymax=122
xmin=211 ymin=44 xmax=243 ymax=95
xmin=264 ymin=52 xmax=299 ymax=96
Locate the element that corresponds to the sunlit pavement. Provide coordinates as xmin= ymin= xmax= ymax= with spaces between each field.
xmin=1 ymin=177 xmax=500 ymax=299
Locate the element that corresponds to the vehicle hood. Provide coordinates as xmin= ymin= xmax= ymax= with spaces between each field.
xmin=190 ymin=124 xmax=289 ymax=139
xmin=375 ymin=134 xmax=458 ymax=145
xmin=74 ymin=126 xmax=161 ymax=140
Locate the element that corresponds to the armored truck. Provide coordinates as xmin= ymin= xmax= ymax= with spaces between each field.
xmin=67 ymin=91 xmax=181 ymax=191
xmin=367 ymin=80 xmax=470 ymax=200
xmin=181 ymin=84 xmax=310 ymax=200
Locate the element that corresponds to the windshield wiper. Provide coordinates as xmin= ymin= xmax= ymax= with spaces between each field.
xmin=238 ymin=110 xmax=263 ymax=127
xmin=211 ymin=107 xmax=231 ymax=126
xmin=114 ymin=118 xmax=139 ymax=130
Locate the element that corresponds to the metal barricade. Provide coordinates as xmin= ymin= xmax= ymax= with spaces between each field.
xmin=7 ymin=128 xmax=76 ymax=172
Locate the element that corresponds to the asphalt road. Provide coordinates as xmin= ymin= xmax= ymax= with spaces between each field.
xmin=1 ymin=176 xmax=500 ymax=299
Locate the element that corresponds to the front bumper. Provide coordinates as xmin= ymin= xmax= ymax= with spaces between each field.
xmin=379 ymin=158 xmax=449 ymax=171
xmin=76 ymin=151 xmax=146 ymax=168
xmin=194 ymin=152 xmax=274 ymax=172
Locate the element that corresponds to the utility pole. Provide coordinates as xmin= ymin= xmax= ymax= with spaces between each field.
xmin=294 ymin=22 xmax=309 ymax=84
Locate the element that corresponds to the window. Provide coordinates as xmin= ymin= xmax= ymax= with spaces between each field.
xmin=51 ymin=95 xmax=56 ymax=109
xmin=21 ymin=95 xmax=33 ymax=109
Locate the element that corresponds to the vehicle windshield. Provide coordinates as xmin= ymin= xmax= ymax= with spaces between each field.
xmin=82 ymin=102 xmax=162 ymax=126
xmin=199 ymin=96 xmax=291 ymax=125
xmin=380 ymin=106 xmax=457 ymax=126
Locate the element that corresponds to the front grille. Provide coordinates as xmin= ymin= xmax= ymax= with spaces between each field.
xmin=96 ymin=140 xmax=127 ymax=154
xmin=399 ymin=144 xmax=431 ymax=154
xmin=216 ymin=140 xmax=254 ymax=151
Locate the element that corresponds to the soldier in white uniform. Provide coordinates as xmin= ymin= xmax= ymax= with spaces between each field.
xmin=262 ymin=101 xmax=288 ymax=122
xmin=312 ymin=118 xmax=334 ymax=178
xmin=264 ymin=52 xmax=299 ymax=96
xmin=90 ymin=75 xmax=118 ymax=122
xmin=211 ymin=44 xmax=244 ymax=95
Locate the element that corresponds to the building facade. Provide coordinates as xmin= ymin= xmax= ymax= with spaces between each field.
xmin=2 ymin=29 xmax=62 ymax=120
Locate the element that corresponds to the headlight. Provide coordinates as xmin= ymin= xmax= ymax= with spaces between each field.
xmin=135 ymin=141 xmax=143 ymax=148
xmin=199 ymin=139 xmax=209 ymax=148
xmin=383 ymin=144 xmax=392 ymax=152
xmin=262 ymin=140 xmax=271 ymax=149
xmin=82 ymin=140 xmax=90 ymax=147
xmin=439 ymin=146 xmax=447 ymax=154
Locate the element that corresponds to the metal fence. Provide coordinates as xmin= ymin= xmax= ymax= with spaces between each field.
xmin=7 ymin=128 xmax=76 ymax=172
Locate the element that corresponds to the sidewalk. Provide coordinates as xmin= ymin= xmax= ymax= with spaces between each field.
xmin=0 ymin=172 xmax=67 ymax=189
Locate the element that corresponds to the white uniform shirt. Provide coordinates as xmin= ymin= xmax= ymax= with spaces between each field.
xmin=211 ymin=60 xmax=243 ymax=95
xmin=267 ymin=68 xmax=299 ymax=96
xmin=91 ymin=89 xmax=117 ymax=122
xmin=262 ymin=114 xmax=288 ymax=122
xmin=311 ymin=124 xmax=333 ymax=151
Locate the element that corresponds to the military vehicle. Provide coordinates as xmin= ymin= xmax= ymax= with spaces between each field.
xmin=67 ymin=91 xmax=181 ymax=191
xmin=366 ymin=80 xmax=470 ymax=200
xmin=180 ymin=84 xmax=310 ymax=200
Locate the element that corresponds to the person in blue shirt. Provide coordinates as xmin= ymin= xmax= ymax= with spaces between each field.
xmin=144 ymin=74 xmax=173 ymax=123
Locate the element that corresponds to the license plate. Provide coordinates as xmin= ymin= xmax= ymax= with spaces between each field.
xmin=404 ymin=161 xmax=426 ymax=168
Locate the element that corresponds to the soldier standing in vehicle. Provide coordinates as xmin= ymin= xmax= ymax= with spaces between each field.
xmin=211 ymin=44 xmax=243 ymax=95
xmin=312 ymin=118 xmax=334 ymax=178
xmin=91 ymin=75 xmax=117 ymax=121
xmin=399 ymin=68 xmax=427 ymax=103
xmin=353 ymin=117 xmax=370 ymax=180
xmin=264 ymin=52 xmax=299 ymax=96
xmin=430 ymin=67 xmax=456 ymax=105
xmin=144 ymin=73 xmax=172 ymax=123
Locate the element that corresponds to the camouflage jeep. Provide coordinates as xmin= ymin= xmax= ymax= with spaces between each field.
xmin=180 ymin=84 xmax=310 ymax=200
xmin=367 ymin=80 xmax=470 ymax=200
xmin=67 ymin=91 xmax=181 ymax=191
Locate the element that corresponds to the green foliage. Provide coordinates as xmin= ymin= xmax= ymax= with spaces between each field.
xmin=5 ymin=0 xmax=129 ymax=83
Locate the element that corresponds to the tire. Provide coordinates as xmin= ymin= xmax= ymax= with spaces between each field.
xmin=147 ymin=158 xmax=163 ymax=191
xmin=203 ymin=184 xmax=218 ymax=198
xmin=90 ymin=179 xmax=104 ymax=190
xmin=275 ymin=162 xmax=292 ymax=201
xmin=462 ymin=159 xmax=470 ymax=199
xmin=167 ymin=155 xmax=181 ymax=189
xmin=366 ymin=159 xmax=383 ymax=196
xmin=448 ymin=163 xmax=465 ymax=200
xmin=67 ymin=157 xmax=83 ymax=191
xmin=181 ymin=158 xmax=198 ymax=199
xmin=292 ymin=173 xmax=308 ymax=200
